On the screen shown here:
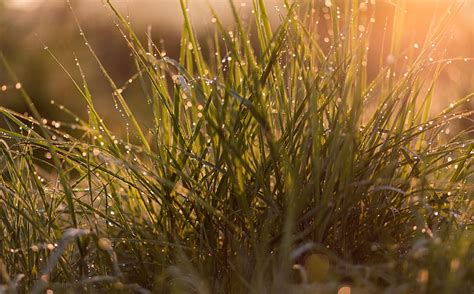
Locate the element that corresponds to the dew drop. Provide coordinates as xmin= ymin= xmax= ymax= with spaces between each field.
xmin=386 ymin=54 xmax=395 ymax=65
xmin=92 ymin=148 xmax=100 ymax=156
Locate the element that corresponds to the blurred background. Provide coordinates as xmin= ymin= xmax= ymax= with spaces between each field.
xmin=0 ymin=0 xmax=473 ymax=132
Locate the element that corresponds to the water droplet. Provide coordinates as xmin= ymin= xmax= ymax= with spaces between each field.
xmin=337 ymin=286 xmax=351 ymax=294
xmin=98 ymin=238 xmax=113 ymax=251
xmin=386 ymin=54 xmax=395 ymax=64
xmin=92 ymin=148 xmax=100 ymax=156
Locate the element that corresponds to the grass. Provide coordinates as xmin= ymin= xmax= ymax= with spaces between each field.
xmin=0 ymin=0 xmax=473 ymax=293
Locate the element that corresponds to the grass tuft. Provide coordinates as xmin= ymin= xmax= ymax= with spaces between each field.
xmin=0 ymin=0 xmax=473 ymax=293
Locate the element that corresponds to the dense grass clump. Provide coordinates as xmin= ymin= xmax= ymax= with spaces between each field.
xmin=0 ymin=0 xmax=473 ymax=293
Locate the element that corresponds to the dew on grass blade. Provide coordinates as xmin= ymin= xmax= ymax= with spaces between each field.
xmin=338 ymin=286 xmax=351 ymax=294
